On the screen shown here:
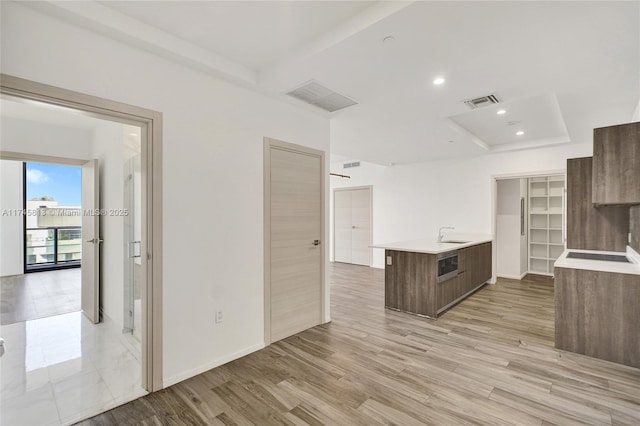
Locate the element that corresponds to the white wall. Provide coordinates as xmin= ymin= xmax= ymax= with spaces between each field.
xmin=0 ymin=116 xmax=92 ymax=160
xmin=330 ymin=142 xmax=592 ymax=272
xmin=0 ymin=160 xmax=24 ymax=276
xmin=496 ymin=179 xmax=526 ymax=279
xmin=92 ymin=121 xmax=126 ymax=330
xmin=1 ymin=2 xmax=330 ymax=386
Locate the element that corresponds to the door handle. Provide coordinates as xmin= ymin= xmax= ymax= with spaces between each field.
xmin=313 ymin=240 xmax=321 ymax=246
xmin=85 ymin=237 xmax=104 ymax=244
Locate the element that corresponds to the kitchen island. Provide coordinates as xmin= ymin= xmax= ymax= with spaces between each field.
xmin=372 ymin=236 xmax=492 ymax=318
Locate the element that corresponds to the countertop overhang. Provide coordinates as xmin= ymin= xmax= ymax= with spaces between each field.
xmin=371 ymin=235 xmax=493 ymax=255
xmin=554 ymin=247 xmax=640 ymax=275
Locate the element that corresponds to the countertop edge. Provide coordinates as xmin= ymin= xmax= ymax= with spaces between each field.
xmin=371 ymin=238 xmax=493 ymax=255
xmin=554 ymin=247 xmax=640 ymax=276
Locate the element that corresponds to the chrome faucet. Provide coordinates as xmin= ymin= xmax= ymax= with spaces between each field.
xmin=438 ymin=226 xmax=455 ymax=242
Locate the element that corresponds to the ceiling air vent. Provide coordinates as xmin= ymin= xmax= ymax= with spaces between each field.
xmin=343 ymin=161 xmax=360 ymax=169
xmin=285 ymin=80 xmax=357 ymax=113
xmin=463 ymin=94 xmax=501 ymax=109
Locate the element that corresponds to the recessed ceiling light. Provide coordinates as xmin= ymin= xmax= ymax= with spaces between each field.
xmin=516 ymin=130 xmax=525 ymax=136
xmin=433 ymin=77 xmax=445 ymax=85
xmin=497 ymin=109 xmax=506 ymax=115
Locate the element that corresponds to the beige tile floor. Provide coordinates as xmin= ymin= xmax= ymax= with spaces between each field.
xmin=0 ymin=311 xmax=147 ymax=425
xmin=1 ymin=269 xmax=81 ymax=325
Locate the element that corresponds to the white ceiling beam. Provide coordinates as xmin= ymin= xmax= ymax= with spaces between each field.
xmin=259 ymin=1 xmax=414 ymax=86
xmin=23 ymin=1 xmax=258 ymax=85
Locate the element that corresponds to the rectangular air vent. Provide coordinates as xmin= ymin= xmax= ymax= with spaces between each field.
xmin=343 ymin=161 xmax=360 ymax=169
xmin=285 ymin=80 xmax=357 ymax=113
xmin=464 ymin=94 xmax=501 ymax=109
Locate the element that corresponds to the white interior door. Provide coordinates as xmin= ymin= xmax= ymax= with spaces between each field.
xmin=269 ymin=145 xmax=322 ymax=343
xmin=81 ymin=159 xmax=100 ymax=324
xmin=334 ymin=190 xmax=352 ymax=263
xmin=350 ymin=188 xmax=371 ymax=266
xmin=333 ymin=187 xmax=372 ymax=266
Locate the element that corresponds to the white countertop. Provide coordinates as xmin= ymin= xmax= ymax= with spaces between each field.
xmin=371 ymin=234 xmax=493 ymax=255
xmin=554 ymin=247 xmax=640 ymax=275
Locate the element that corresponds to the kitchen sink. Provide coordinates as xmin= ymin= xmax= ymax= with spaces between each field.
xmin=566 ymin=252 xmax=630 ymax=262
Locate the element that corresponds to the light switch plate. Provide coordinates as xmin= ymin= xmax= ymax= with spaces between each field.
xmin=386 ymin=256 xmax=392 ymax=265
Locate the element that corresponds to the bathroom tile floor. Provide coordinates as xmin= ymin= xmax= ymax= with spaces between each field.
xmin=0 ymin=311 xmax=147 ymax=425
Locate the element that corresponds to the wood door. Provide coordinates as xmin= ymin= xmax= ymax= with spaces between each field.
xmin=267 ymin=142 xmax=323 ymax=343
xmin=81 ymin=159 xmax=100 ymax=324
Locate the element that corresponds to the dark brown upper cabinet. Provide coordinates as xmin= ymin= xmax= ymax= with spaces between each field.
xmin=567 ymin=157 xmax=629 ymax=252
xmin=592 ymin=122 xmax=640 ymax=205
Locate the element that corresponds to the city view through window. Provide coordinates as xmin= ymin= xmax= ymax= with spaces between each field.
xmin=25 ymin=162 xmax=82 ymax=270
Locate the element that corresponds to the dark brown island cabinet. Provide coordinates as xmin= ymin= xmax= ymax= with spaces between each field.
xmin=592 ymin=121 xmax=640 ymax=205
xmin=555 ymin=267 xmax=640 ymax=369
xmin=385 ymin=242 xmax=491 ymax=318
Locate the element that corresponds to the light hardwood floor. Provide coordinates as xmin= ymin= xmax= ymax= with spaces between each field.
xmin=80 ymin=263 xmax=640 ymax=425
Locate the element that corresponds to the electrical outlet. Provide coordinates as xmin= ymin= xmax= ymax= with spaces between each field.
xmin=386 ymin=256 xmax=392 ymax=265
xmin=215 ymin=310 xmax=223 ymax=324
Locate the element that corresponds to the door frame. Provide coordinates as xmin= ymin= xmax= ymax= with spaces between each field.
xmin=263 ymin=137 xmax=326 ymax=346
xmin=0 ymin=74 xmax=164 ymax=392
xmin=332 ymin=185 xmax=373 ymax=266
xmin=491 ymin=169 xmax=565 ymax=285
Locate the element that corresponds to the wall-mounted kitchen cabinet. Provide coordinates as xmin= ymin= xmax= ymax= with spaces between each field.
xmin=567 ymin=157 xmax=629 ymax=251
xmin=592 ymin=122 xmax=640 ymax=205
xmin=528 ymin=176 xmax=565 ymax=276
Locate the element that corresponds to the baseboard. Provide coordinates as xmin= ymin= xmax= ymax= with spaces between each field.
xmin=163 ymin=342 xmax=265 ymax=388
xmin=497 ymin=272 xmax=527 ymax=280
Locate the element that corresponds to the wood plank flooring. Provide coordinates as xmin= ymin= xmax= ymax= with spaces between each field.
xmin=80 ymin=263 xmax=640 ymax=425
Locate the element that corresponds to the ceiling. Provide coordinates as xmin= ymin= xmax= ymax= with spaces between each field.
xmin=1 ymin=96 xmax=104 ymax=130
xmin=1 ymin=97 xmax=141 ymax=155
xmin=24 ymin=1 xmax=640 ymax=165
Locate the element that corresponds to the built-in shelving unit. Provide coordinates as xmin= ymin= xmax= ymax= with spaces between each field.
xmin=528 ymin=176 xmax=565 ymax=276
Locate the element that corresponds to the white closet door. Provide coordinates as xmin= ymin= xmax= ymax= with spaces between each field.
xmin=333 ymin=187 xmax=371 ymax=266
xmin=350 ymin=188 xmax=371 ymax=266
xmin=334 ymin=190 xmax=352 ymax=263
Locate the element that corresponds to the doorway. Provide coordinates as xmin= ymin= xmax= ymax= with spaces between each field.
xmin=333 ymin=186 xmax=372 ymax=266
xmin=0 ymin=74 xmax=163 ymax=424
xmin=263 ymin=138 xmax=325 ymax=345
xmin=493 ymin=172 xmax=566 ymax=280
